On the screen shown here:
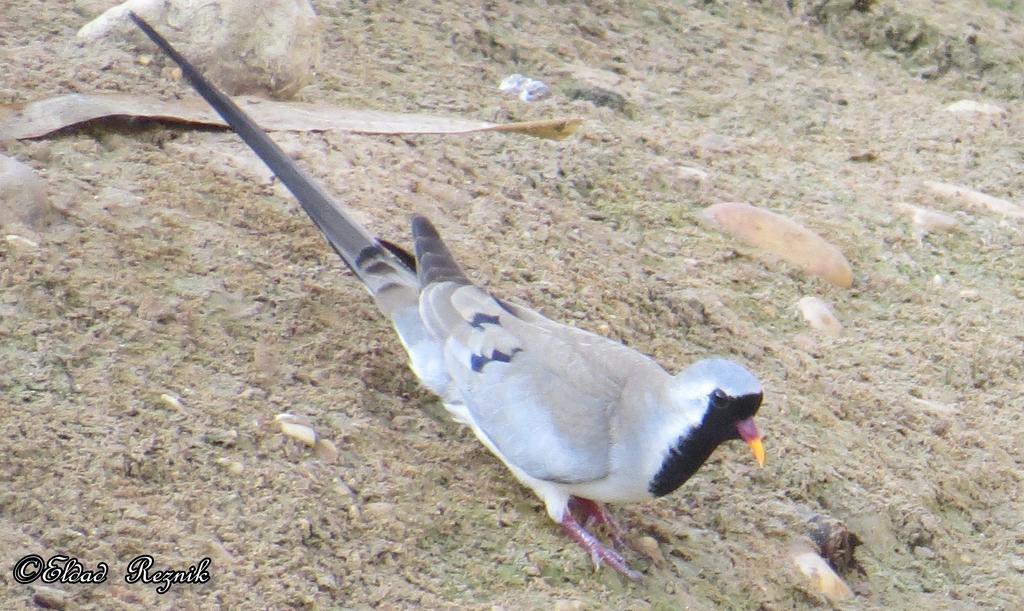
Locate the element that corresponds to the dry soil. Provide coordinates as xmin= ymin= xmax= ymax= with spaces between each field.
xmin=2 ymin=1 xmax=1023 ymax=609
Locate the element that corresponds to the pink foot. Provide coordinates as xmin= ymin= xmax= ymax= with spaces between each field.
xmin=570 ymin=497 xmax=628 ymax=551
xmin=560 ymin=509 xmax=642 ymax=581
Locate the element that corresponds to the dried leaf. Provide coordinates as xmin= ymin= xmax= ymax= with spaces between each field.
xmin=703 ymin=202 xmax=853 ymax=288
xmin=0 ymin=93 xmax=581 ymax=141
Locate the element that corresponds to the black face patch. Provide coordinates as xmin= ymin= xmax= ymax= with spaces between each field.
xmin=469 ymin=313 xmax=500 ymax=329
xmin=470 ymin=348 xmax=522 ymax=372
xmin=648 ymin=391 xmax=763 ymax=497
xmin=711 ymin=391 xmax=762 ymax=421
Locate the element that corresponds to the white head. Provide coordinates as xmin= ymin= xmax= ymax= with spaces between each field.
xmin=670 ymin=357 xmax=763 ymax=403
xmin=647 ymin=358 xmax=765 ymax=497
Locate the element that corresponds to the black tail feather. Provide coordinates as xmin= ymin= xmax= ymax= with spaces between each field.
xmin=412 ymin=215 xmax=470 ymax=286
xmin=378 ymin=238 xmax=417 ymax=272
xmin=129 ymin=12 xmax=385 ymax=279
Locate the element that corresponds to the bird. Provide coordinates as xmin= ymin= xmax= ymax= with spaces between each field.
xmin=130 ymin=13 xmax=766 ymax=581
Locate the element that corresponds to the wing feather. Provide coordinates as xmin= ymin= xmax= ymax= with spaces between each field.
xmin=437 ymin=287 xmax=652 ymax=483
xmin=407 ymin=215 xmax=658 ymax=483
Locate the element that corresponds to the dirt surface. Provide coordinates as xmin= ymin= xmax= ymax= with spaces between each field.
xmin=3 ymin=1 xmax=1024 ymax=608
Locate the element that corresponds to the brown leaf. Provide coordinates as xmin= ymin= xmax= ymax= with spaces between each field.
xmin=0 ymin=93 xmax=581 ymax=141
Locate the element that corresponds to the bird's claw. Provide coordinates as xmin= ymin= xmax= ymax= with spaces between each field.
xmin=561 ymin=504 xmax=642 ymax=582
xmin=570 ymin=496 xmax=628 ymax=551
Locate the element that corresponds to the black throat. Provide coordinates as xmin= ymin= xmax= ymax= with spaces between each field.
xmin=647 ymin=392 xmax=761 ymax=497
xmin=647 ymin=428 xmax=720 ymax=497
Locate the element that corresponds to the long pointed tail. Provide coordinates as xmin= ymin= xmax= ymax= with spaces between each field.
xmin=129 ymin=12 xmax=407 ymax=289
xmin=130 ymin=14 xmax=454 ymax=394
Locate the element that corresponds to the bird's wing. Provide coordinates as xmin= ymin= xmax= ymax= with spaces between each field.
xmin=412 ymin=217 xmax=657 ymax=484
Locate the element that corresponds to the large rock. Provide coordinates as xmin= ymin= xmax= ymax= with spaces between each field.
xmin=78 ymin=0 xmax=322 ymax=99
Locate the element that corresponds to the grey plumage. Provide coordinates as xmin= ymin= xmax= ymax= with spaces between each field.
xmin=132 ymin=14 xmax=766 ymax=581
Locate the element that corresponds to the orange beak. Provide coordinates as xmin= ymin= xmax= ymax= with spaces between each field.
xmin=747 ymin=437 xmax=765 ymax=467
xmin=736 ymin=417 xmax=765 ymax=467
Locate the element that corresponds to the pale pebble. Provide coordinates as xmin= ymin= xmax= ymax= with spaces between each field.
xmin=159 ymin=393 xmax=183 ymax=409
xmin=703 ymin=202 xmax=853 ymax=288
xmin=923 ymin=181 xmax=1024 ymax=220
xmin=796 ymin=297 xmax=842 ymax=336
xmin=5 ymin=234 xmax=40 ymax=249
xmin=943 ymin=100 xmax=1006 ymax=116
xmin=893 ymin=202 xmax=958 ymax=233
xmin=792 ymin=548 xmax=853 ymax=602
xmin=275 ymin=413 xmax=318 ymax=446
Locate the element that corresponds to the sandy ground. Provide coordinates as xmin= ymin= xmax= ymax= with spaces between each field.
xmin=2 ymin=0 xmax=1024 ymax=608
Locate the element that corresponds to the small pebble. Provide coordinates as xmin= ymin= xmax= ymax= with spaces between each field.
xmin=792 ymin=546 xmax=853 ymax=602
xmin=808 ymin=514 xmax=862 ymax=574
xmin=159 ymin=393 xmax=183 ymax=409
xmin=5 ymin=234 xmax=40 ymax=249
xmin=634 ymin=535 xmax=666 ymax=566
xmin=923 ymin=181 xmax=1024 ymax=220
xmin=204 ymin=429 xmax=239 ymax=446
xmin=796 ymin=297 xmax=842 ymax=336
xmin=893 ymin=202 xmax=958 ymax=234
xmin=943 ymin=100 xmax=1005 ymax=116
xmin=275 ymin=413 xmax=318 ymax=446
